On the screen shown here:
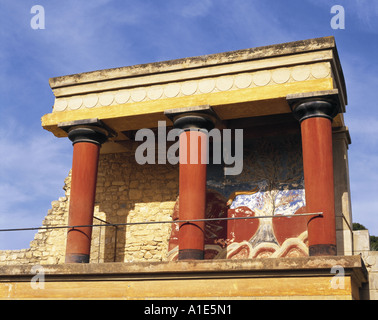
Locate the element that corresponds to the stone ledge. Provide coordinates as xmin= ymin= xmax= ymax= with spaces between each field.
xmin=0 ymin=256 xmax=368 ymax=300
xmin=49 ymin=37 xmax=338 ymax=88
xmin=0 ymin=256 xmax=367 ymax=282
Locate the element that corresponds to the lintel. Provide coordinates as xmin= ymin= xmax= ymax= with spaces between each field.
xmin=41 ymin=36 xmax=348 ymax=140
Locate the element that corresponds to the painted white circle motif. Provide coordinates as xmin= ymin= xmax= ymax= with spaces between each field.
xmin=115 ymin=91 xmax=130 ymax=104
xmin=235 ymin=74 xmax=253 ymax=89
xmin=198 ymin=78 xmax=215 ymax=94
xmin=181 ymin=81 xmax=198 ymax=96
xmin=291 ymin=66 xmax=311 ymax=81
xmin=131 ymin=89 xmax=146 ymax=102
xmin=164 ymin=83 xmax=181 ymax=98
xmin=68 ymin=97 xmax=83 ymax=110
xmin=272 ymin=68 xmax=290 ymax=84
xmin=253 ymin=71 xmax=271 ymax=86
xmin=83 ymin=95 xmax=98 ymax=108
xmin=54 ymin=99 xmax=68 ymax=112
xmin=147 ymin=86 xmax=164 ymax=100
xmin=99 ymin=93 xmax=114 ymax=106
xmin=311 ymin=64 xmax=330 ymax=79
xmin=216 ymin=76 xmax=234 ymax=91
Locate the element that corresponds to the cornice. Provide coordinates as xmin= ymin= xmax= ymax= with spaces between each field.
xmin=52 ymin=62 xmax=333 ymax=112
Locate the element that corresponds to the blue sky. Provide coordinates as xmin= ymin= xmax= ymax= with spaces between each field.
xmin=0 ymin=0 xmax=377 ymax=250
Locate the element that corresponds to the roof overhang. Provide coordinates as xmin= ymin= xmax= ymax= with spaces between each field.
xmin=41 ymin=36 xmax=348 ymax=149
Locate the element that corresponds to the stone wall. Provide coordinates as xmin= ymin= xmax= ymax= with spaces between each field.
xmin=0 ymin=183 xmax=69 ymax=265
xmin=93 ymin=151 xmax=178 ymax=263
xmin=0 ymin=147 xmax=179 ymax=265
xmin=354 ymin=230 xmax=378 ymax=300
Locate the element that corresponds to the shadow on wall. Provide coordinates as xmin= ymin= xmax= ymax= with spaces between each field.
xmin=168 ymin=134 xmax=310 ymax=260
xmin=94 ymin=151 xmax=179 ymax=263
xmin=64 ymin=133 xmax=310 ymax=263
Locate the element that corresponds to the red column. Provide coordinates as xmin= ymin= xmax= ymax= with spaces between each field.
xmin=164 ymin=108 xmax=216 ymax=260
xmin=178 ymin=130 xmax=208 ymax=260
xmin=65 ymin=126 xmax=108 ymax=263
xmin=301 ymin=117 xmax=336 ymax=256
xmin=291 ymin=99 xmax=339 ymax=256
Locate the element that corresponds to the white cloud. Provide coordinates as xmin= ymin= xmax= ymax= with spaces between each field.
xmin=0 ymin=116 xmax=72 ymax=249
xmin=348 ymin=118 xmax=378 ymax=138
xmin=180 ymin=0 xmax=213 ymax=18
xmin=217 ymin=1 xmax=296 ymax=46
xmin=12 ymin=1 xmax=152 ymax=75
xmin=306 ymin=0 xmax=378 ymax=33
xmin=338 ymin=49 xmax=378 ymax=236
xmin=347 ymin=147 xmax=378 ymax=235
xmin=351 ymin=199 xmax=378 ymax=236
xmin=0 ymin=120 xmax=71 ymax=194
xmin=345 ymin=0 xmax=378 ymax=32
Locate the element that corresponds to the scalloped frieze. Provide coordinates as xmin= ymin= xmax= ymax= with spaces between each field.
xmin=53 ymin=62 xmax=331 ymax=112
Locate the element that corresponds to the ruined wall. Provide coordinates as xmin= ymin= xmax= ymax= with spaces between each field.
xmin=353 ymin=230 xmax=378 ymax=300
xmin=0 ymin=146 xmax=179 ymax=265
xmin=0 ymin=177 xmax=69 ymax=265
xmin=93 ymin=151 xmax=178 ymax=263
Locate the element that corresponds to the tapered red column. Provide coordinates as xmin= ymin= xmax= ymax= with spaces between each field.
xmin=65 ymin=126 xmax=108 ymax=263
xmin=167 ymin=108 xmax=216 ymax=260
xmin=291 ymin=99 xmax=339 ymax=256
xmin=178 ymin=129 xmax=208 ymax=260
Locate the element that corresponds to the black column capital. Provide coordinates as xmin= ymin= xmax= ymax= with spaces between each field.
xmin=291 ymin=100 xmax=338 ymax=123
xmin=58 ymin=118 xmax=113 ymax=145
xmin=67 ymin=126 xmax=109 ymax=145
xmin=286 ymin=90 xmax=341 ymax=123
xmin=164 ymin=105 xmax=217 ymax=131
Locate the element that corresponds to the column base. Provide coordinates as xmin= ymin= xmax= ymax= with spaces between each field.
xmin=309 ymin=244 xmax=337 ymax=256
xmin=178 ymin=249 xmax=204 ymax=260
xmin=65 ymin=253 xmax=90 ymax=263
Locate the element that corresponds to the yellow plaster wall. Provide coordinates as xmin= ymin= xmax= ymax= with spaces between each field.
xmin=0 ymin=276 xmax=354 ymax=300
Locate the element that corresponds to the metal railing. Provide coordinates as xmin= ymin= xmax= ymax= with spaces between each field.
xmin=0 ymin=212 xmax=323 ymax=232
xmin=0 ymin=212 xmax=323 ymax=262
